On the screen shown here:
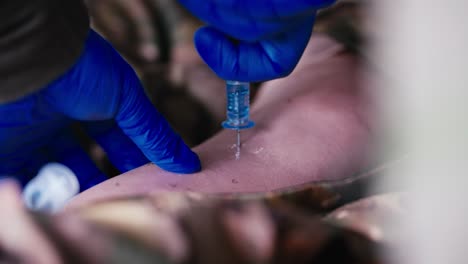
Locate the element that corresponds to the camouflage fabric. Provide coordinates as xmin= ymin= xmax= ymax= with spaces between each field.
xmin=20 ymin=191 xmax=383 ymax=264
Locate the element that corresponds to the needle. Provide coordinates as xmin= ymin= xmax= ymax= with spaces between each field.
xmin=236 ymin=129 xmax=241 ymax=159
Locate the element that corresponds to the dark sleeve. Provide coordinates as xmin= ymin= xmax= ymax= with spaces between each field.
xmin=0 ymin=0 xmax=90 ymax=103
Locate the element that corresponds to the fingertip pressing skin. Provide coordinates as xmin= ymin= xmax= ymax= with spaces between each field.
xmin=155 ymin=144 xmax=202 ymax=174
xmin=82 ymin=30 xmax=202 ymax=174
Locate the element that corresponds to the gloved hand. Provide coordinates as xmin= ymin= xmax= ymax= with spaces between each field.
xmin=178 ymin=0 xmax=336 ymax=82
xmin=0 ymin=30 xmax=201 ymax=191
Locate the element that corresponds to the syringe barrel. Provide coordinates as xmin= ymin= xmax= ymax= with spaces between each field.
xmin=222 ymin=81 xmax=255 ymax=130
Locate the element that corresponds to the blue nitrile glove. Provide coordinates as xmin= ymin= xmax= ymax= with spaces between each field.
xmin=0 ymin=30 xmax=201 ymax=191
xmin=178 ymin=0 xmax=336 ymax=82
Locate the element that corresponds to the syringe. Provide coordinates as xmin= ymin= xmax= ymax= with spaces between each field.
xmin=222 ymin=81 xmax=255 ymax=159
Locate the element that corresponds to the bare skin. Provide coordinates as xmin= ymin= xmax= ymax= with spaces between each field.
xmin=69 ymin=35 xmax=374 ymax=208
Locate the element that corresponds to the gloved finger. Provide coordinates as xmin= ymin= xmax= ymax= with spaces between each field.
xmin=115 ymin=69 xmax=201 ymax=173
xmin=179 ymin=0 xmax=335 ymax=20
xmin=179 ymin=0 xmax=310 ymax=42
xmin=193 ymin=17 xmax=315 ymax=82
xmin=82 ymin=119 xmax=149 ymax=173
xmin=48 ymin=129 xmax=108 ymax=191
xmin=99 ymin=31 xmax=202 ymax=173
xmin=44 ymin=30 xmax=200 ymax=174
